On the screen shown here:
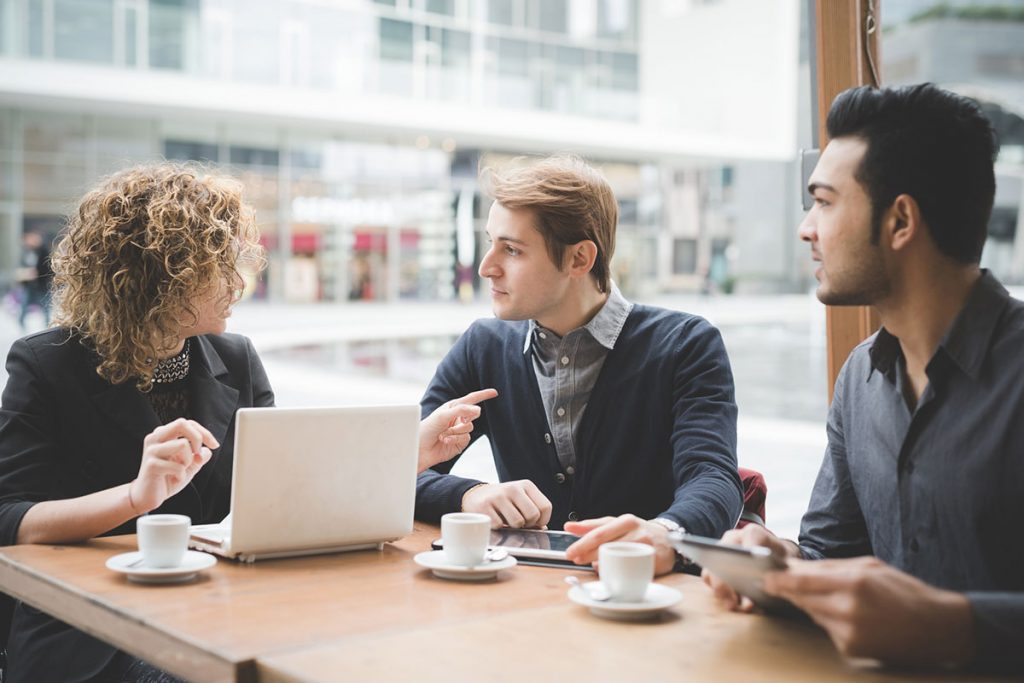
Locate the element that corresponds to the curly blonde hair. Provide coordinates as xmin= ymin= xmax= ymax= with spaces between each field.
xmin=51 ymin=163 xmax=265 ymax=390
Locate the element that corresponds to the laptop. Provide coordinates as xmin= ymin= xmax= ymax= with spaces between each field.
xmin=189 ymin=404 xmax=419 ymax=563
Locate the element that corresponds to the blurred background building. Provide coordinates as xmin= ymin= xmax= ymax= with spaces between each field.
xmin=0 ymin=0 xmax=809 ymax=303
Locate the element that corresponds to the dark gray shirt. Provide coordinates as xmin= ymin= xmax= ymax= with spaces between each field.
xmin=799 ymin=271 xmax=1024 ymax=669
xmin=527 ymin=284 xmax=633 ymax=471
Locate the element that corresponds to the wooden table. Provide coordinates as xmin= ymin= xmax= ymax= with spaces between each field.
xmin=0 ymin=526 xmax=1012 ymax=683
xmin=256 ymin=577 xmax=1014 ymax=683
xmin=0 ymin=524 xmax=585 ymax=682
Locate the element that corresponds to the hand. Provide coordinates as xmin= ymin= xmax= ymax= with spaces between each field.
xmin=418 ymin=389 xmax=498 ymax=473
xmin=563 ymin=514 xmax=677 ymax=576
xmin=461 ymin=480 xmax=552 ymax=529
xmin=762 ymin=557 xmax=975 ymax=665
xmin=701 ymin=524 xmax=796 ymax=612
xmin=129 ymin=418 xmax=219 ymax=514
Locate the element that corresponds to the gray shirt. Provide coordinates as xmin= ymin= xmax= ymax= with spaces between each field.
xmin=527 ymin=284 xmax=633 ymax=472
xmin=799 ymin=271 xmax=1024 ymax=669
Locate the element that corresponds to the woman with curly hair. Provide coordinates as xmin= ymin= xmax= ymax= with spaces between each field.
xmin=0 ymin=163 xmax=272 ymax=682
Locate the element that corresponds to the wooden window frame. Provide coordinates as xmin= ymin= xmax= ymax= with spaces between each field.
xmin=813 ymin=0 xmax=882 ymax=401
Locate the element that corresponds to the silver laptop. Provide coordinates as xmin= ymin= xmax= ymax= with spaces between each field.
xmin=189 ymin=404 xmax=419 ymax=563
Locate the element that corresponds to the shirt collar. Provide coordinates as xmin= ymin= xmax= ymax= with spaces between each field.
xmin=523 ymin=283 xmax=634 ymax=355
xmin=936 ymin=270 xmax=1010 ymax=380
xmin=868 ymin=270 xmax=1010 ymax=382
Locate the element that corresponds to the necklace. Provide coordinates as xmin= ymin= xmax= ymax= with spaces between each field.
xmin=153 ymin=339 xmax=191 ymax=384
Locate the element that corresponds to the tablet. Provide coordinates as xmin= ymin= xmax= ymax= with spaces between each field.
xmin=431 ymin=528 xmax=590 ymax=570
xmin=670 ymin=533 xmax=793 ymax=611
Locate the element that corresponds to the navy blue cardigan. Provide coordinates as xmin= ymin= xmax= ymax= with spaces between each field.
xmin=417 ymin=304 xmax=743 ymax=537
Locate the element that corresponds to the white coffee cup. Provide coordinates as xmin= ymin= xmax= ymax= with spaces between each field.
xmin=136 ymin=514 xmax=191 ymax=568
xmin=441 ymin=512 xmax=491 ymax=567
xmin=598 ymin=542 xmax=655 ymax=602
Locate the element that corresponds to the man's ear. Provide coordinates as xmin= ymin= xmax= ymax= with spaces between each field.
xmin=567 ymin=240 xmax=598 ymax=278
xmin=885 ymin=194 xmax=922 ymax=253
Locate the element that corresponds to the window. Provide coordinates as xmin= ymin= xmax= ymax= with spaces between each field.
xmin=54 ymin=0 xmax=114 ymax=64
xmin=164 ymin=139 xmax=219 ymax=163
xmin=380 ymin=18 xmax=414 ymax=62
xmin=230 ymin=145 xmax=279 ymax=168
xmin=487 ymin=0 xmax=517 ymax=27
xmin=535 ymin=0 xmax=567 ymax=34
xmin=149 ymin=0 xmax=198 ymax=70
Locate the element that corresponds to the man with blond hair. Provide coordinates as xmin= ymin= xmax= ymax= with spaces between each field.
xmin=417 ymin=155 xmax=743 ymax=576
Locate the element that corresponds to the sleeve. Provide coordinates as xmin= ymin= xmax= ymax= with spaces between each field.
xmin=0 ymin=339 xmax=61 ymax=545
xmin=659 ymin=319 xmax=743 ymax=539
xmin=415 ymin=325 xmax=488 ymax=522
xmin=965 ymin=592 xmax=1024 ymax=670
xmin=246 ymin=336 xmax=276 ymax=408
xmin=797 ymin=362 xmax=872 ymax=560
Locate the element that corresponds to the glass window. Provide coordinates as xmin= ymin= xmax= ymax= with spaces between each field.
xmin=124 ymin=5 xmax=138 ymax=66
xmin=164 ymin=139 xmax=219 ymax=163
xmin=602 ymin=51 xmax=637 ymax=91
xmin=487 ymin=0 xmax=517 ymax=27
xmin=380 ymin=18 xmax=413 ymax=62
xmin=535 ymin=0 xmax=567 ymax=34
xmin=441 ymin=28 xmax=470 ymax=69
xmin=426 ymin=0 xmax=455 ymax=16
xmin=597 ymin=0 xmax=636 ymax=41
xmin=230 ymin=145 xmax=279 ymax=168
xmin=54 ymin=0 xmax=114 ymax=64
xmin=149 ymin=0 xmax=198 ymax=70
xmin=27 ymin=0 xmax=45 ymax=57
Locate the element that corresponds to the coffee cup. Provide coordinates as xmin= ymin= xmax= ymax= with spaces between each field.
xmin=136 ymin=514 xmax=191 ymax=568
xmin=441 ymin=512 xmax=491 ymax=567
xmin=598 ymin=542 xmax=654 ymax=602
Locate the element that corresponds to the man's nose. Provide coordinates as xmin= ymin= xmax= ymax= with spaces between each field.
xmin=797 ymin=212 xmax=816 ymax=243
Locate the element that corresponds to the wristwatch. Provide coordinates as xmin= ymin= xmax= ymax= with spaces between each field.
xmin=650 ymin=517 xmax=691 ymax=571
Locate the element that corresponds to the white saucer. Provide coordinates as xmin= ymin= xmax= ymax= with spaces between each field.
xmin=414 ymin=550 xmax=517 ymax=581
xmin=568 ymin=582 xmax=682 ymax=621
xmin=106 ymin=550 xmax=217 ymax=584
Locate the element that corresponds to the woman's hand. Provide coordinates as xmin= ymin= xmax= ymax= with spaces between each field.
xmin=128 ymin=418 xmax=220 ymax=514
xmin=417 ymin=389 xmax=498 ymax=473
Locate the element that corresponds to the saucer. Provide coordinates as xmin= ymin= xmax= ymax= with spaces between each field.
xmin=414 ymin=550 xmax=517 ymax=581
xmin=568 ymin=582 xmax=682 ymax=621
xmin=106 ymin=551 xmax=217 ymax=584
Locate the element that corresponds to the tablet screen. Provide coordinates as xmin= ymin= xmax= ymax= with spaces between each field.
xmin=490 ymin=528 xmax=579 ymax=554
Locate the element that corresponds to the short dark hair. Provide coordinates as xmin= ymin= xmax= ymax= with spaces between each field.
xmin=826 ymin=83 xmax=998 ymax=263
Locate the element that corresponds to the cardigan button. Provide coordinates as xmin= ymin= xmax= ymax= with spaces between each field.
xmin=566 ymin=465 xmax=575 ymax=476
xmin=544 ymin=433 xmax=552 ymax=444
xmin=555 ymin=473 xmax=566 ymax=484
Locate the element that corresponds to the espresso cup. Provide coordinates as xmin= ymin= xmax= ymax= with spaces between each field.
xmin=136 ymin=514 xmax=191 ymax=568
xmin=598 ymin=542 xmax=655 ymax=602
xmin=441 ymin=512 xmax=491 ymax=567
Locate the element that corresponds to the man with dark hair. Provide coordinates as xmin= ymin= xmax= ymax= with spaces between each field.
xmin=417 ymin=155 xmax=743 ymax=576
xmin=704 ymin=83 xmax=1022 ymax=669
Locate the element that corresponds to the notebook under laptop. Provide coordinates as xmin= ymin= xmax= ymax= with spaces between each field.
xmin=189 ymin=404 xmax=419 ymax=563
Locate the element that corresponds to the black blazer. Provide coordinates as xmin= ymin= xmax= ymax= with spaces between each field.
xmin=0 ymin=328 xmax=274 ymax=682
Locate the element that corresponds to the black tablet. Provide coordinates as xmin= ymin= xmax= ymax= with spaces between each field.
xmin=431 ymin=528 xmax=592 ymax=570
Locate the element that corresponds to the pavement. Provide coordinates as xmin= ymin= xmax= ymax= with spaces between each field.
xmin=4 ymin=292 xmax=832 ymax=540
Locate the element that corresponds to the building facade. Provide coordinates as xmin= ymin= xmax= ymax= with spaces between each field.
xmin=0 ymin=0 xmax=805 ymax=303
